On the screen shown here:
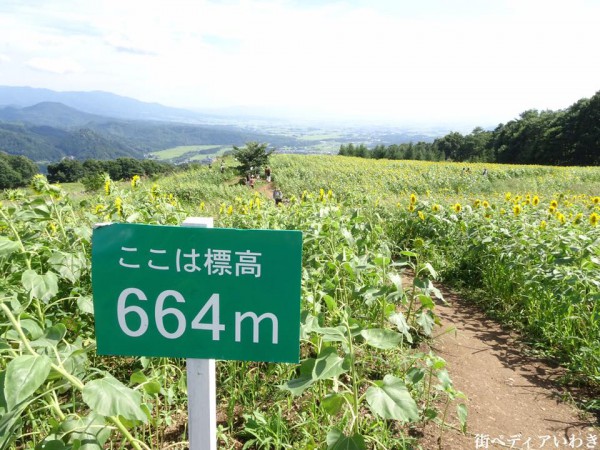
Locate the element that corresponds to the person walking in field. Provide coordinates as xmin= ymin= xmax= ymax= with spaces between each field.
xmin=273 ymin=189 xmax=283 ymax=205
xmin=220 ymin=161 xmax=225 ymax=174
xmin=265 ymin=166 xmax=272 ymax=182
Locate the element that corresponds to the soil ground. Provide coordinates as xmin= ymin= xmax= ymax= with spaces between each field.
xmin=419 ymin=283 xmax=599 ymax=450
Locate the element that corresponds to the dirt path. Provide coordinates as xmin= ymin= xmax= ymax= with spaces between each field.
xmin=420 ymin=285 xmax=599 ymax=450
xmin=254 ymin=179 xmax=275 ymax=198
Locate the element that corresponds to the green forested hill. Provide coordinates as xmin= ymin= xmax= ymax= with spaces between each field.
xmin=0 ymin=103 xmax=304 ymax=162
xmin=87 ymin=121 xmax=300 ymax=152
xmin=0 ymin=123 xmax=142 ymax=161
xmin=0 ymin=102 xmax=108 ymax=127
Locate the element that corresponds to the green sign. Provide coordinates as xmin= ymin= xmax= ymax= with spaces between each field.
xmin=91 ymin=223 xmax=302 ymax=363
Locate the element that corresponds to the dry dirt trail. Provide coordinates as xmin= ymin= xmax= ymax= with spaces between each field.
xmin=255 ymin=180 xmax=275 ymax=198
xmin=419 ymin=284 xmax=599 ymax=450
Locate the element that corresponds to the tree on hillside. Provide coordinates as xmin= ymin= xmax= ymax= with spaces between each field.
xmin=232 ymin=142 xmax=275 ymax=175
xmin=47 ymin=158 xmax=84 ymax=183
xmin=0 ymin=152 xmax=39 ymax=189
xmin=434 ymin=132 xmax=465 ymax=161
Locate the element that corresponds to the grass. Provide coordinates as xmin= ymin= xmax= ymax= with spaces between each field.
xmin=150 ymin=145 xmax=228 ymax=161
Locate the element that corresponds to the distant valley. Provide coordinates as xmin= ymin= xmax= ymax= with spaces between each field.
xmin=0 ymin=86 xmax=446 ymax=165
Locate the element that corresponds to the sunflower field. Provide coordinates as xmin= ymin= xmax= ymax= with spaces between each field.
xmin=0 ymin=155 xmax=598 ymax=449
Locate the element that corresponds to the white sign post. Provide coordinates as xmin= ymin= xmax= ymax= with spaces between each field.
xmin=183 ymin=217 xmax=217 ymax=450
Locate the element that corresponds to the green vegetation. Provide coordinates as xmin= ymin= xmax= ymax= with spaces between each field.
xmin=46 ymin=157 xmax=177 ymax=185
xmin=149 ymin=144 xmax=227 ymax=161
xmin=232 ymin=141 xmax=275 ymax=176
xmin=0 ymin=154 xmax=598 ymax=449
xmin=0 ymin=108 xmax=302 ymax=163
xmin=341 ymin=90 xmax=600 ymax=166
xmin=0 ymin=151 xmax=38 ymax=189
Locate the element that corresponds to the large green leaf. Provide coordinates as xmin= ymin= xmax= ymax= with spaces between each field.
xmin=360 ymin=328 xmax=402 ymax=350
xmin=280 ymin=358 xmax=316 ymax=396
xmin=0 ymin=237 xmax=20 ymax=257
xmin=388 ymin=312 xmax=413 ymax=343
xmin=48 ymin=251 xmax=87 ymax=283
xmin=30 ymin=324 xmax=67 ymax=349
xmin=21 ymin=270 xmax=59 ymax=303
xmin=321 ymin=393 xmax=347 ymax=416
xmin=416 ymin=310 xmax=435 ymax=336
xmin=437 ymin=368 xmax=453 ymax=390
xmin=315 ymin=326 xmax=347 ymax=343
xmin=82 ymin=376 xmax=147 ymax=422
xmin=326 ymin=428 xmax=366 ymax=450
xmin=365 ymin=375 xmax=419 ymax=422
xmin=0 ymin=371 xmax=25 ymax=445
xmin=313 ymin=348 xmax=349 ymax=381
xmin=21 ymin=319 xmax=44 ymax=340
xmin=76 ymin=296 xmax=94 ymax=315
xmin=60 ymin=412 xmax=111 ymax=449
xmin=5 ymin=355 xmax=52 ymax=410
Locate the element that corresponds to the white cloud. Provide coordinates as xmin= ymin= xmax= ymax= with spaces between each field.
xmin=27 ymin=57 xmax=83 ymax=75
xmin=0 ymin=0 xmax=598 ymax=126
xmin=0 ymin=54 xmax=10 ymax=63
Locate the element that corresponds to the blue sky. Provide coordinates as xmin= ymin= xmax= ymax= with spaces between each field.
xmin=0 ymin=0 xmax=599 ymax=128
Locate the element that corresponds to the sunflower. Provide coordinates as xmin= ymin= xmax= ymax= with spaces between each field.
xmin=410 ymin=193 xmax=417 ymax=204
xmin=453 ymin=203 xmax=462 ymax=213
xmin=131 ymin=174 xmax=141 ymax=188
xmin=513 ymin=204 xmax=521 ymax=216
xmin=115 ymin=197 xmax=123 ymax=216
xmin=590 ymin=212 xmax=600 ymax=226
xmin=532 ymin=196 xmax=540 ymax=206
xmin=540 ymin=220 xmax=547 ymax=230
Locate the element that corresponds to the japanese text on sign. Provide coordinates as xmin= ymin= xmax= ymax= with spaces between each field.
xmin=119 ymin=246 xmax=262 ymax=277
xmin=91 ymin=223 xmax=303 ymax=363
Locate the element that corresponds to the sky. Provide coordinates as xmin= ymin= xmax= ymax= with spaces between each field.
xmin=0 ymin=0 xmax=599 ymax=129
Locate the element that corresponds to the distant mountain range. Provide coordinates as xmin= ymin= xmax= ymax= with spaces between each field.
xmin=0 ymin=102 xmax=113 ymax=128
xmin=0 ymin=85 xmax=447 ymax=165
xmin=0 ymin=86 xmax=210 ymax=123
xmin=0 ymin=86 xmax=306 ymax=163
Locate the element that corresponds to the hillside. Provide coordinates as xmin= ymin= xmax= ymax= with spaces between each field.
xmin=0 ymin=122 xmax=143 ymax=161
xmin=0 ymin=102 xmax=110 ymax=127
xmin=0 ymin=101 xmax=306 ymax=163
